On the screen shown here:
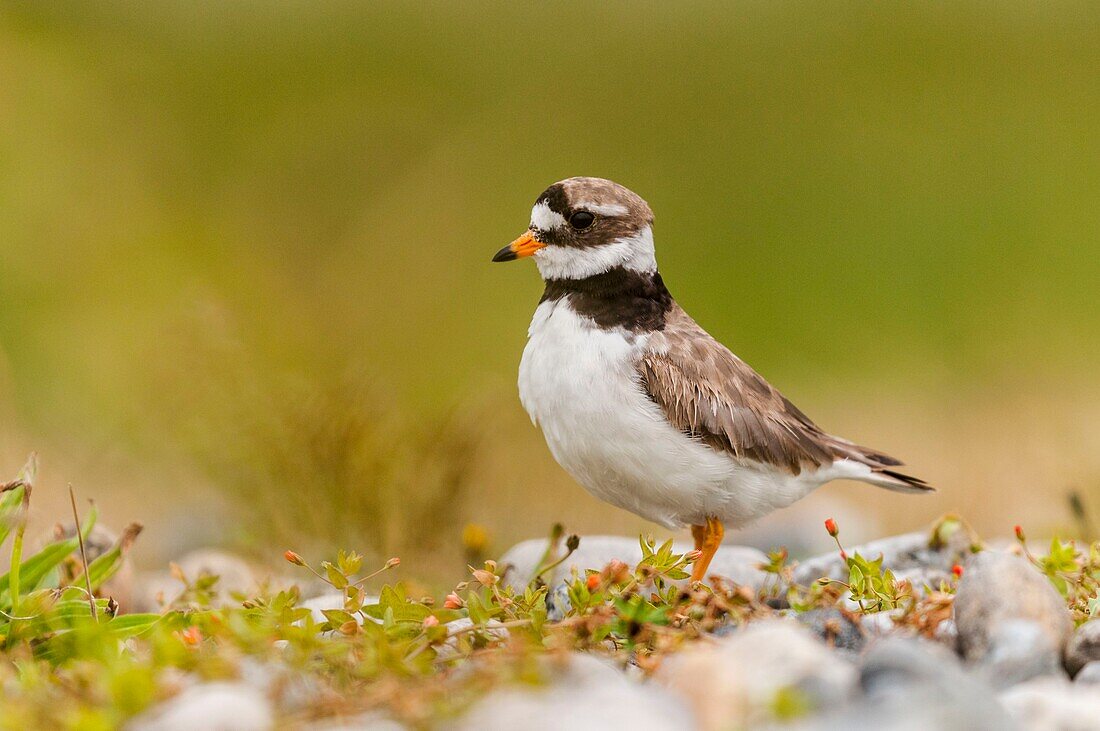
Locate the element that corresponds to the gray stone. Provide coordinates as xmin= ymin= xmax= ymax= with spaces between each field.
xmin=796 ymin=608 xmax=865 ymax=653
xmin=954 ymin=551 xmax=1072 ymax=686
xmin=239 ymin=658 xmax=320 ymax=712
xmin=1075 ymin=662 xmax=1100 ymax=686
xmin=933 ymin=617 xmax=959 ymax=650
xmin=982 ymin=619 xmax=1066 ymax=687
xmin=434 ymin=618 xmax=510 ymax=661
xmin=177 ymin=549 xmax=259 ymax=595
xmin=791 ymin=637 xmax=1013 ymax=731
xmin=131 ymin=549 xmax=261 ymax=611
xmin=125 ymin=682 xmax=274 ymax=731
xmin=449 ymin=653 xmax=693 ymax=731
xmin=792 ymin=527 xmax=971 ymax=586
xmin=1000 ymin=677 xmax=1100 ymax=731
xmin=1066 ymin=619 xmax=1100 ymax=676
xmin=130 ymin=570 xmax=182 ymax=613
xmin=657 ymin=619 xmax=857 ymax=730
xmin=544 ymin=582 xmax=572 ymax=622
xmin=499 ymin=535 xmax=768 ymax=593
xmin=858 ymin=610 xmax=917 ymax=640
xmin=303 ymin=714 xmax=406 ymax=731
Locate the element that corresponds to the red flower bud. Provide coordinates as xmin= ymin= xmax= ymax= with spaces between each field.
xmin=1014 ymin=525 xmax=1025 ymax=542
xmin=422 ymin=615 xmax=440 ymax=628
xmin=284 ymin=550 xmax=305 ymax=566
xmin=178 ymin=626 xmax=203 ymax=646
xmin=825 ymin=518 xmax=839 ymax=537
xmin=952 ymin=564 xmax=964 ymax=578
xmin=586 ymin=573 xmax=601 ymax=591
xmin=443 ymin=593 xmax=463 ymax=609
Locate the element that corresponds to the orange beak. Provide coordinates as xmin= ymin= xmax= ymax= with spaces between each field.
xmin=492 ymin=230 xmax=546 ymax=262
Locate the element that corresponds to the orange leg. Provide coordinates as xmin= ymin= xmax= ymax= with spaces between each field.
xmin=689 ymin=516 xmax=724 ymax=583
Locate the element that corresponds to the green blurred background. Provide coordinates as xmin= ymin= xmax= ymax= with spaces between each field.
xmin=2 ymin=2 xmax=1099 ymax=577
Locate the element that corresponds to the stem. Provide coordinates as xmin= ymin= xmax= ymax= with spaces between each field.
xmin=533 ymin=544 xmax=579 ymax=584
xmin=350 ymin=562 xmax=398 ymax=588
xmin=69 ymin=485 xmax=98 ymax=622
xmin=9 ymin=488 xmax=29 ymax=619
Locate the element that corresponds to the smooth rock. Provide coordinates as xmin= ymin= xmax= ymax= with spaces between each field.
xmin=933 ymin=618 xmax=958 ymax=650
xmin=657 ymin=619 xmax=856 ymax=730
xmin=177 ymin=549 xmax=258 ymax=595
xmin=1000 ymin=677 xmax=1100 ymax=731
xmin=303 ymin=713 xmax=406 ymax=731
xmin=954 ymin=551 xmax=1072 ymax=686
xmin=433 ymin=618 xmax=510 ymax=661
xmin=499 ymin=536 xmax=768 ymax=593
xmin=239 ymin=658 xmax=321 ymax=712
xmin=449 ymin=653 xmax=693 ymax=731
xmin=796 ymin=608 xmax=865 ymax=653
xmin=126 ymin=682 xmax=274 ymax=731
xmin=1066 ymin=620 xmax=1100 ymax=676
xmin=130 ymin=570 xmax=180 ymax=613
xmin=544 ymin=582 xmax=572 ymax=622
xmin=132 ymin=549 xmax=260 ymax=611
xmin=858 ymin=610 xmax=916 ymax=639
xmin=1075 ymin=662 xmax=1100 ymax=686
xmin=792 ymin=527 xmax=971 ymax=586
xmin=793 ymin=637 xmax=1012 ymax=731
xmin=982 ymin=619 xmax=1066 ymax=687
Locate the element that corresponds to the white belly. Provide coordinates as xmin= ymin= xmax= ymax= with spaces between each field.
xmin=518 ymin=299 xmax=826 ymax=528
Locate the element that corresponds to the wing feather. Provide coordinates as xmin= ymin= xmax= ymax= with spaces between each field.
xmin=639 ymin=306 xmax=879 ymax=475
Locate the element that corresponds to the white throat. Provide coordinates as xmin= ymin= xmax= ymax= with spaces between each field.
xmin=534 ymin=225 xmax=657 ymax=280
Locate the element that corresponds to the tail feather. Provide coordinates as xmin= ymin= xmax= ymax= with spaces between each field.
xmin=826 ymin=435 xmax=934 ymax=494
xmin=869 ymin=468 xmax=934 ymax=494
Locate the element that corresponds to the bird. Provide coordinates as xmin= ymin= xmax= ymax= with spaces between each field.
xmin=492 ymin=177 xmax=932 ymax=583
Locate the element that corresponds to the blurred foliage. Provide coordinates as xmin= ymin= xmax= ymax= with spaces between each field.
xmin=1 ymin=452 xmax=1095 ymax=728
xmin=2 ymin=2 xmax=1100 ymax=554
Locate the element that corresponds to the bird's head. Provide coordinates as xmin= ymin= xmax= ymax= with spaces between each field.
xmin=492 ymin=177 xmax=656 ymax=280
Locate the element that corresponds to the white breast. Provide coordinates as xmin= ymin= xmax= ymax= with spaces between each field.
xmin=518 ymin=299 xmax=828 ymax=529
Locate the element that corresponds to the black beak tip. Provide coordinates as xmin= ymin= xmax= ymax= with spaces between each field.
xmin=491 ymin=246 xmax=517 ymax=263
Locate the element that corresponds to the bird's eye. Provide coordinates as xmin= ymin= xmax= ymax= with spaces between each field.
xmin=569 ymin=211 xmax=595 ymax=230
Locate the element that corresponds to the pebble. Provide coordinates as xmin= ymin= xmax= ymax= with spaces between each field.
xmin=303 ymin=714 xmax=406 ymax=731
xmin=792 ymin=637 xmax=1012 ymax=731
xmin=792 ymin=526 xmax=971 ymax=586
xmin=796 ymin=608 xmax=865 ymax=653
xmin=953 ymin=551 xmax=1072 ymax=686
xmin=125 ymin=682 xmax=274 ymax=731
xmin=449 ymin=653 xmax=693 ymax=731
xmin=981 ymin=619 xmax=1066 ymax=687
xmin=1000 ymin=676 xmax=1100 ymax=731
xmin=1074 ymin=662 xmax=1100 ymax=686
xmin=657 ymin=619 xmax=856 ymax=730
xmin=1066 ymin=619 xmax=1100 ymax=677
xmin=858 ymin=610 xmax=915 ymax=639
xmin=131 ymin=549 xmax=260 ymax=611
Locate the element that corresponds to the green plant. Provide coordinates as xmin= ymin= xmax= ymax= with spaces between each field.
xmin=0 ymin=455 xmax=157 ymax=656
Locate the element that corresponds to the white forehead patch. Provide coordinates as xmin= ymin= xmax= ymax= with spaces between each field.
xmin=530 ymin=201 xmax=567 ymax=231
xmin=575 ymin=201 xmax=629 ymax=217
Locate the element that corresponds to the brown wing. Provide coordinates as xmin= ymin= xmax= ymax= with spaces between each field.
xmin=638 ymin=305 xmax=908 ymax=477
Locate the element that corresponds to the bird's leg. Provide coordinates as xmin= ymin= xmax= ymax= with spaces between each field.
xmin=690 ymin=516 xmax=724 ymax=583
xmin=691 ymin=523 xmax=706 ymax=552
